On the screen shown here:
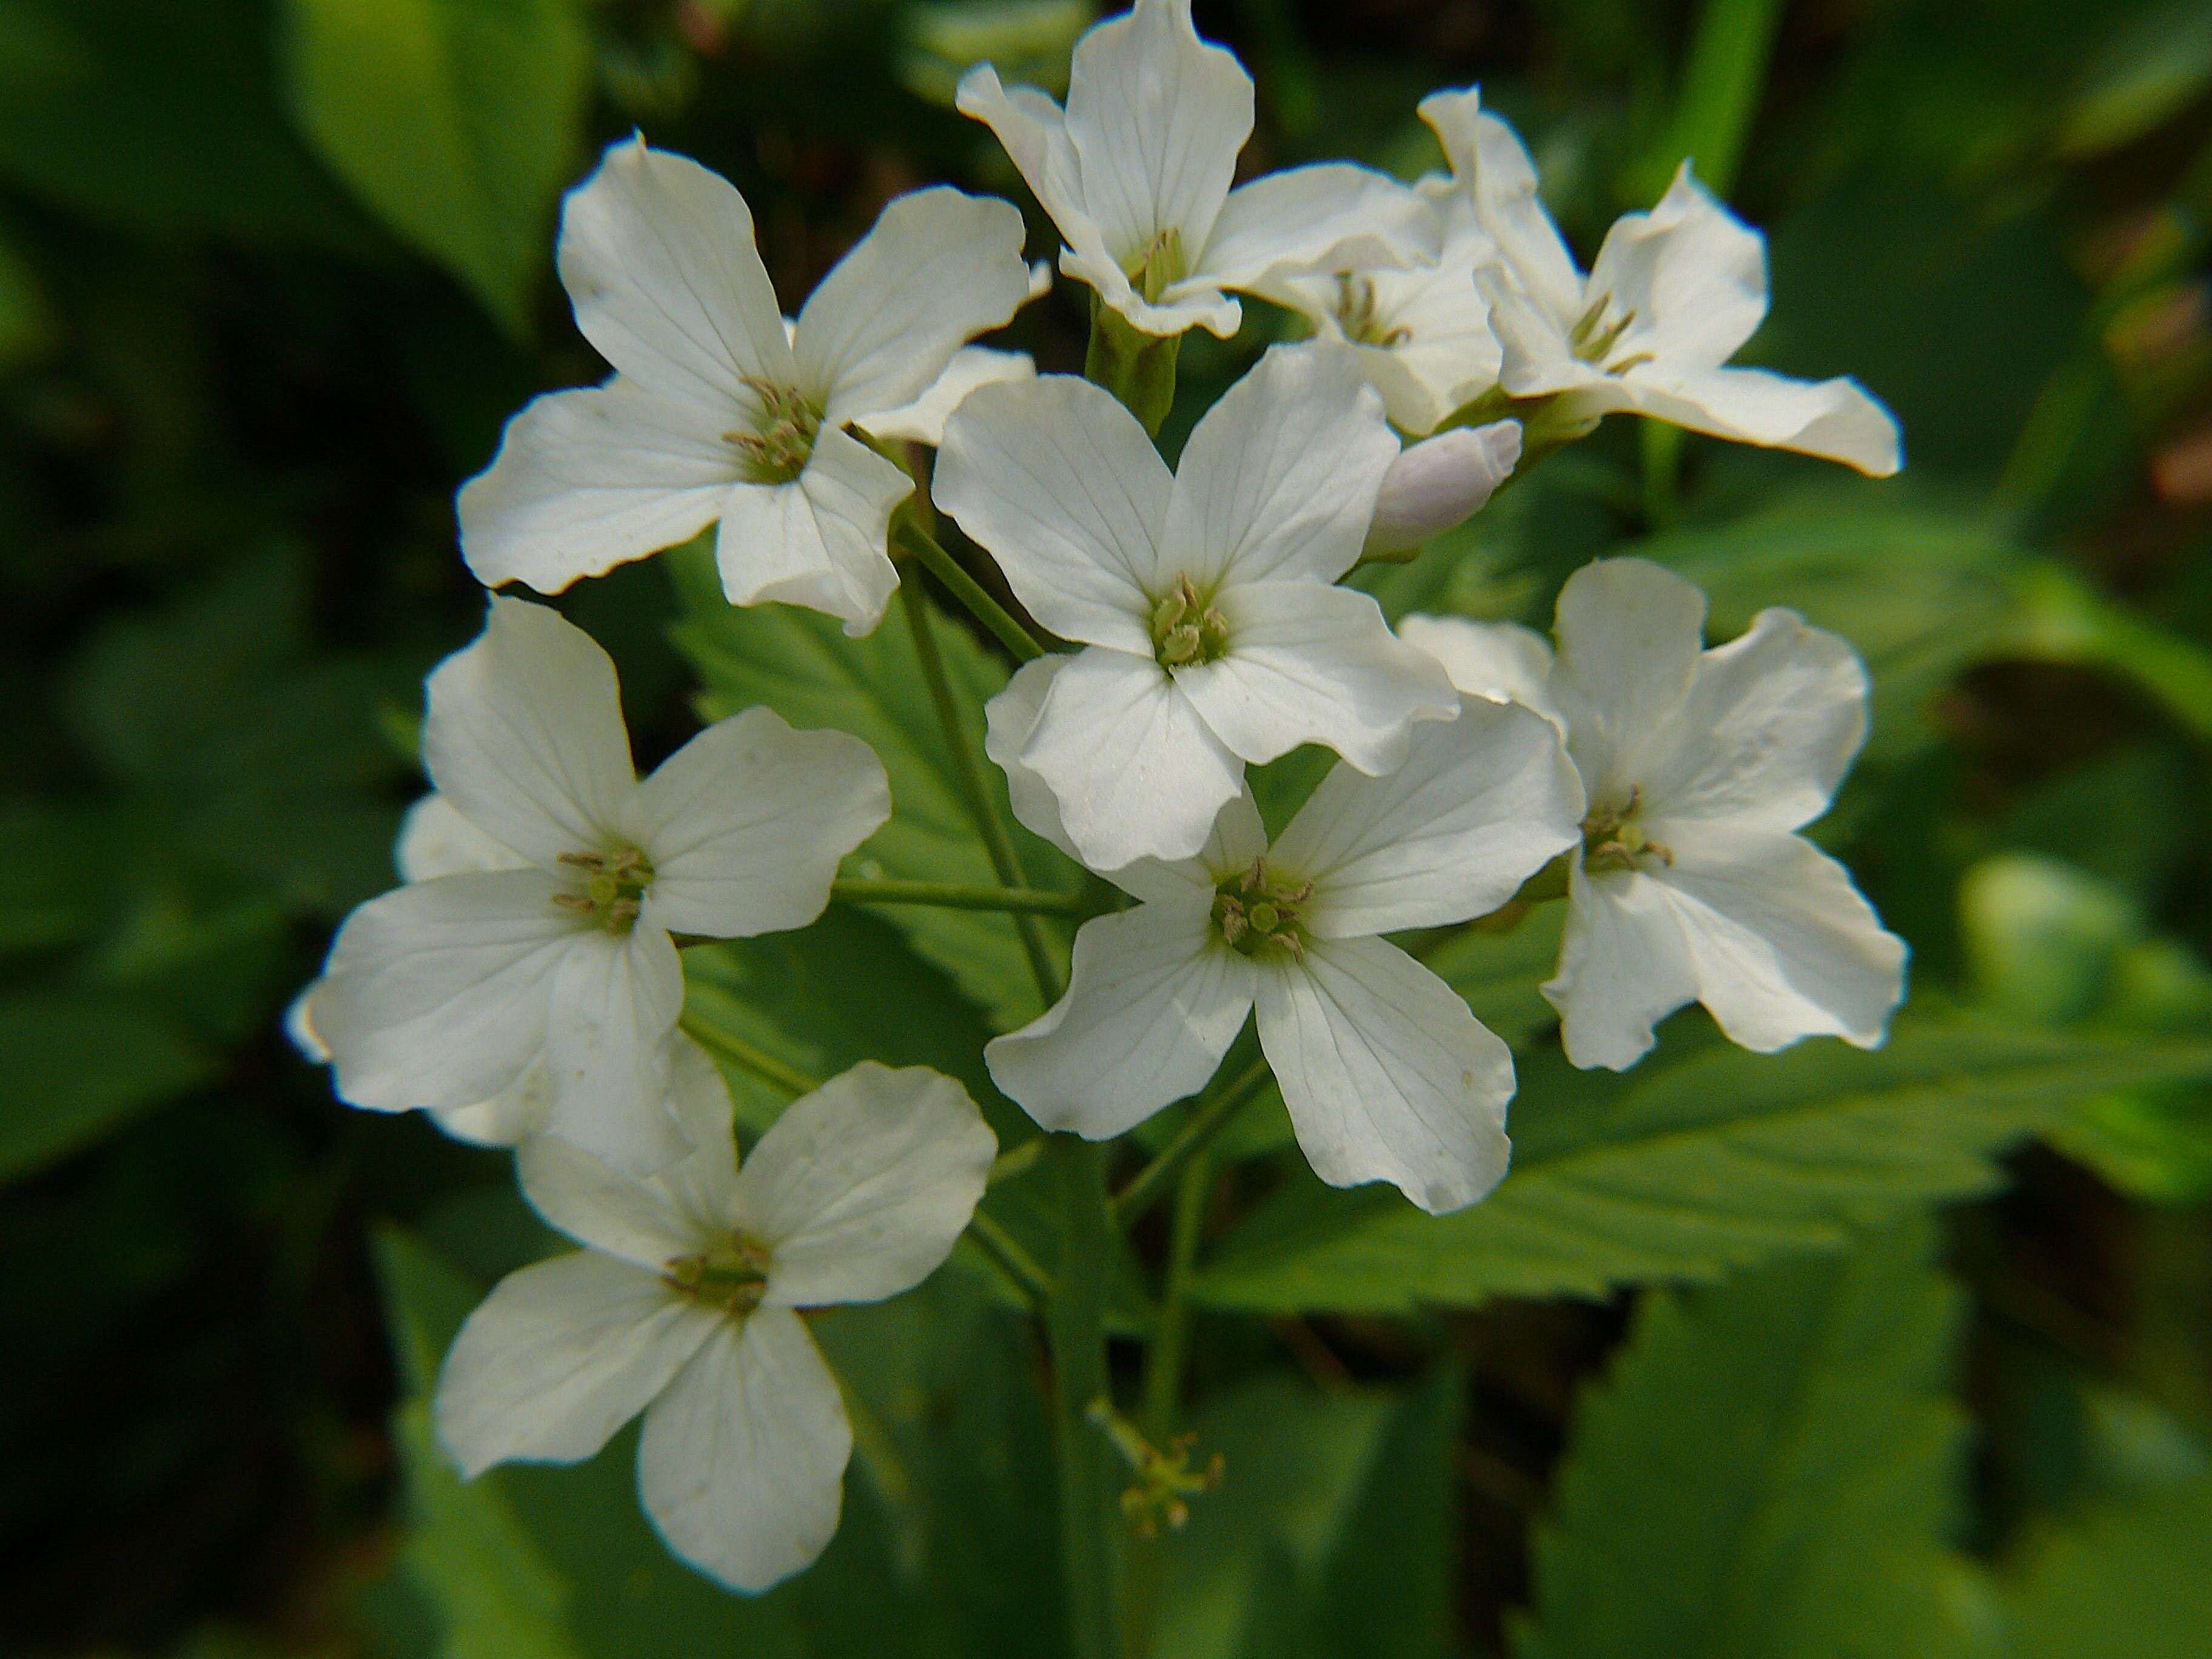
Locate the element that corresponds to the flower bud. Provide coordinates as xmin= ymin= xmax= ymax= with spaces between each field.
xmin=1362 ymin=420 xmax=1523 ymax=558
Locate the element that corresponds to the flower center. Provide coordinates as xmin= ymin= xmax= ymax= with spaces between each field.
xmin=1150 ymin=574 xmax=1230 ymax=670
xmin=1126 ymin=226 xmax=1188 ymax=304
xmin=1567 ymin=294 xmax=1655 ymax=375
xmin=1333 ymin=272 xmax=1412 ymax=348
xmin=1213 ymin=858 xmax=1315 ymax=962
xmin=1581 ymin=786 xmax=1673 ymax=873
xmin=726 ymin=377 xmax=822 ymax=483
xmin=552 ymin=845 xmax=655 ymax=933
xmin=663 ymin=1235 xmax=772 ymax=1318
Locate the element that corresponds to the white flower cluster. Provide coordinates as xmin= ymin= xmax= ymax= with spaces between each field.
xmin=292 ymin=0 xmax=1909 ymax=1598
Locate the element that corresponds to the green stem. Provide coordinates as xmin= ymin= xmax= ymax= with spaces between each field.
xmin=1112 ymin=1057 xmax=1271 ymax=1227
xmin=1086 ymin=296 xmax=1182 ymax=438
xmin=1629 ymin=0 xmax=1786 ymax=204
xmin=831 ymin=876 xmax=1087 ymax=916
xmin=964 ymin=1208 xmax=1056 ymax=1310
xmin=990 ymin=1136 xmax=1047 ymax=1187
xmin=897 ymin=520 xmax=1044 ymax=662
xmin=899 ymin=567 xmax=1065 ymax=1008
xmin=1047 ymin=1135 xmax=1121 ymax=1659
xmin=679 ymin=1014 xmax=823 ymax=1098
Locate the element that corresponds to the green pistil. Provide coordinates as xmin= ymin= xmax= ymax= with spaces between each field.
xmin=552 ymin=846 xmax=655 ymax=933
xmin=1151 ymin=575 xmax=1230 ymax=670
xmin=1567 ymin=295 xmax=1655 ymax=375
xmin=1213 ymin=858 xmax=1315 ymax=962
xmin=1333 ymin=272 xmax=1411 ymax=348
xmin=1581 ymin=786 xmax=1673 ymax=874
xmin=727 ymin=377 xmax=822 ymax=483
xmin=663 ymin=1236 xmax=772 ymax=1317
xmin=1127 ymin=226 xmax=1187 ymax=304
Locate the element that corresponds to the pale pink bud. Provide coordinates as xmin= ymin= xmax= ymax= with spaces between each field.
xmin=1363 ymin=420 xmax=1523 ymax=557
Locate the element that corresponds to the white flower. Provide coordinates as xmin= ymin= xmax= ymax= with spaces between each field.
xmin=1418 ymin=88 xmax=1901 ymax=476
xmin=937 ymin=342 xmax=1459 ymax=870
xmin=1364 ymin=420 xmax=1523 ymax=557
xmin=289 ymin=794 xmax=551 ymax=1147
xmin=1248 ymin=193 xmax=1503 ymax=435
xmin=1402 ymin=557 xmax=1909 ymax=1071
xmin=435 ymin=1049 xmax=994 ymax=1594
xmin=984 ymin=697 xmax=1584 ymax=1213
xmin=459 ymin=138 xmax=1034 ymax=635
xmin=956 ymin=0 xmax=1430 ymax=340
xmin=303 ymin=597 xmax=890 ymax=1172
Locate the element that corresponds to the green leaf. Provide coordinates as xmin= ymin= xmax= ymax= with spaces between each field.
xmin=0 ymin=0 xmax=365 ymax=244
xmin=1191 ymin=1017 xmax=2212 ymax=1315
xmin=1420 ymin=904 xmax=1567 ymax=1053
xmin=1512 ymin=1220 xmax=1991 ymax=1659
xmin=671 ymin=541 xmax=1071 ymax=1031
xmin=2005 ymin=1476 xmax=2212 ymax=1658
xmin=280 ymin=0 xmax=592 ymax=333
xmin=0 ymin=991 xmax=216 ymax=1182
xmin=1154 ymin=1366 xmax=1465 ymax=1659
xmin=2059 ymin=1 xmax=2212 ymax=158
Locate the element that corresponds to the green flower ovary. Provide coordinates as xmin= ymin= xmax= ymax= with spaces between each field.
xmin=1213 ymin=859 xmax=1314 ymax=962
xmin=728 ymin=377 xmax=822 ymax=483
xmin=1581 ymin=786 xmax=1673 ymax=873
xmin=553 ymin=845 xmax=655 ymax=933
xmin=663 ymin=1235 xmax=772 ymax=1317
xmin=1126 ymin=226 xmax=1188 ymax=304
xmin=1151 ymin=575 xmax=1230 ymax=669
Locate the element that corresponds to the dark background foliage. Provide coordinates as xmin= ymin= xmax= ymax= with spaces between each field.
xmin=2 ymin=1 xmax=2209 ymax=1654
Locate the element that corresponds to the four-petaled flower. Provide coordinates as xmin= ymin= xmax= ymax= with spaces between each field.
xmin=985 ymin=685 xmax=1583 ymax=1213
xmin=957 ymin=0 xmax=1431 ymax=340
xmin=937 ymin=342 xmax=1459 ymax=871
xmin=303 ymin=597 xmax=890 ymax=1172
xmin=436 ymin=1048 xmax=994 ymax=1594
xmin=1402 ymin=557 xmax=1908 ymax=1070
xmin=460 ymin=138 xmax=1035 ymax=634
xmin=1418 ymin=88 xmax=1902 ymax=476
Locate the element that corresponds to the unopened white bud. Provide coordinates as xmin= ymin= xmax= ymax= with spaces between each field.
xmin=1364 ymin=420 xmax=1523 ymax=557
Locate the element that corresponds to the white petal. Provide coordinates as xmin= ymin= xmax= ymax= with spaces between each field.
xmin=1273 ymin=697 xmax=1583 ymax=937
xmin=457 ymin=378 xmax=740 ymax=595
xmin=517 ymin=1039 xmax=737 ymax=1269
xmin=1647 ymin=826 xmax=1908 ymax=1054
xmin=1364 ymin=421 xmax=1521 ymax=555
xmin=1638 ymin=606 xmax=1869 ymax=833
xmin=1396 ymin=612 xmax=1562 ymax=729
xmin=1618 ymin=364 xmax=1902 ymax=477
xmin=628 ymin=707 xmax=889 ymax=938
xmin=1255 ymin=937 xmax=1513 ymax=1215
xmin=286 ymin=984 xmax=330 ymax=1064
xmin=954 ymin=65 xmax=1094 ymax=266
xmin=435 ymin=1251 xmax=720 ymax=1477
xmin=733 ymin=1064 xmax=995 ymax=1307
xmin=934 ymin=374 xmax=1170 ymax=650
xmin=984 ymin=654 xmax=1080 ymax=859
xmin=1545 ymin=860 xmax=1702 ymax=1071
xmin=313 ymin=870 xmax=580 ymax=1113
xmin=985 ymin=896 xmax=1256 ymax=1138
xmin=796 ymin=187 xmax=1033 ymax=420
xmin=853 ymin=346 xmax=1037 ymax=447
xmin=1061 ymin=0 xmax=1250 ymax=267
xmin=1586 ymin=163 xmax=1766 ymax=373
xmin=421 ymin=597 xmax=637 ymax=868
xmin=714 ymin=427 xmax=910 ymax=635
xmin=1019 ymin=647 xmax=1244 ymax=870
xmin=395 ymin=793 xmax=531 ymax=883
xmin=1549 ymin=557 xmax=1707 ymax=803
xmin=430 ymin=1062 xmax=552 ymax=1148
xmin=541 ymin=925 xmax=689 ymax=1175
xmin=1418 ymin=88 xmax=1584 ymax=326
xmin=1480 ymin=266 xmax=1606 ymax=398
xmin=638 ymin=1309 xmax=851 ymax=1595
xmin=1117 ymin=786 xmax=1270 ymax=903
xmin=1199 ymin=165 xmax=1435 ymax=293
xmin=1176 ymin=581 xmax=1458 ymax=772
xmin=1161 ymin=343 xmax=1399 ymax=589
xmin=556 ymin=138 xmax=794 ymax=411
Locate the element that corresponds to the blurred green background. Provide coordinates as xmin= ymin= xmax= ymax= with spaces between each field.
xmin=3 ymin=1 xmax=2211 ymax=1654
